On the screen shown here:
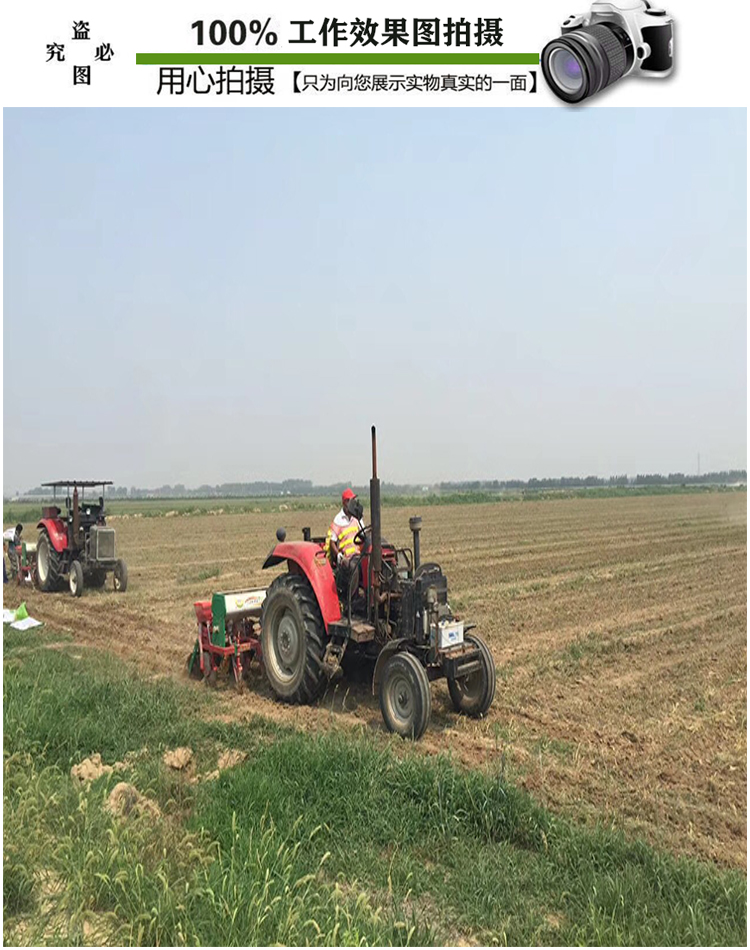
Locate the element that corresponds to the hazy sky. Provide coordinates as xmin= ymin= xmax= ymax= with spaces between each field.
xmin=3 ymin=108 xmax=746 ymax=492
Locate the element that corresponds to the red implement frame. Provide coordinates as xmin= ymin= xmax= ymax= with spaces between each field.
xmin=191 ymin=600 xmax=263 ymax=688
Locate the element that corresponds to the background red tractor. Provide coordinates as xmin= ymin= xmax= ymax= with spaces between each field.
xmin=191 ymin=428 xmax=495 ymax=739
xmin=36 ymin=480 xmax=128 ymax=597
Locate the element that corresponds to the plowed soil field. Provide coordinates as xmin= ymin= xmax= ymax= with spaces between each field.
xmin=6 ymin=492 xmax=746 ymax=868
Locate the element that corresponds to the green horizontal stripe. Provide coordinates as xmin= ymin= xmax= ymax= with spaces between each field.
xmin=136 ymin=52 xmax=539 ymax=66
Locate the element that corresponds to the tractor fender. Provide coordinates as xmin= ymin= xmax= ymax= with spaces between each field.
xmin=372 ymin=638 xmax=410 ymax=695
xmin=37 ymin=518 xmax=68 ymax=553
xmin=262 ymin=541 xmax=341 ymax=630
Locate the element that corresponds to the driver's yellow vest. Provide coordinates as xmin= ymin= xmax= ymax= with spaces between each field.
xmin=324 ymin=514 xmax=361 ymax=559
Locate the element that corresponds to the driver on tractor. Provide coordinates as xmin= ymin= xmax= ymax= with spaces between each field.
xmin=325 ymin=488 xmax=364 ymax=567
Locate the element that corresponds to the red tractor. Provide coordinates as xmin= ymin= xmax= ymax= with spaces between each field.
xmin=36 ymin=480 xmax=128 ymax=597
xmin=191 ymin=428 xmax=495 ymax=739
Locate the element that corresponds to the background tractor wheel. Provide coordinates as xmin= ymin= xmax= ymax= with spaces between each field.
xmin=87 ymin=569 xmax=107 ymax=589
xmin=114 ymin=559 xmax=128 ymax=592
xmin=260 ymin=573 xmax=326 ymax=704
xmin=379 ymin=652 xmax=432 ymax=740
xmin=36 ymin=531 xmax=63 ymax=592
xmin=69 ymin=560 xmax=84 ymax=597
xmin=447 ymin=634 xmax=496 ymax=718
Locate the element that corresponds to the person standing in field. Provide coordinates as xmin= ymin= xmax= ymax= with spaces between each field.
xmin=5 ymin=523 xmax=23 ymax=579
xmin=2 ymin=526 xmax=13 ymax=583
xmin=325 ymin=489 xmax=364 ymax=566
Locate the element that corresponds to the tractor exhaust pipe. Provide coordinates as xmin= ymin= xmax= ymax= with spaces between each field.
xmin=409 ymin=516 xmax=422 ymax=569
xmin=72 ymin=486 xmax=80 ymax=546
xmin=369 ymin=425 xmax=382 ymax=617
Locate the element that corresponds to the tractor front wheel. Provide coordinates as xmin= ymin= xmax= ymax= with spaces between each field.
xmin=36 ymin=531 xmax=63 ymax=592
xmin=87 ymin=569 xmax=107 ymax=589
xmin=114 ymin=559 xmax=128 ymax=592
xmin=260 ymin=573 xmax=326 ymax=704
xmin=69 ymin=560 xmax=84 ymax=597
xmin=379 ymin=652 xmax=432 ymax=740
xmin=447 ymin=634 xmax=496 ymax=718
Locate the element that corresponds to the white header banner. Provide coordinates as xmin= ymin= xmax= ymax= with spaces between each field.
xmin=0 ymin=0 xmax=746 ymax=108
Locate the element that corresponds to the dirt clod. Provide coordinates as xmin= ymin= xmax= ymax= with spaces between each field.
xmin=105 ymin=782 xmax=160 ymax=820
xmin=71 ymin=754 xmax=112 ymax=786
xmin=189 ymin=748 xmax=248 ymax=785
xmin=82 ymin=913 xmax=116 ymax=944
xmin=163 ymin=747 xmax=193 ymax=770
xmin=217 ymin=749 xmax=247 ymax=770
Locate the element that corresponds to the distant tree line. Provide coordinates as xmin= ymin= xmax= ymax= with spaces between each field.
xmin=437 ymin=470 xmax=747 ymax=491
xmin=16 ymin=469 xmax=746 ymax=501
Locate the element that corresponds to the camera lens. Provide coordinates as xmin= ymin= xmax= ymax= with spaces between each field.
xmin=548 ymin=48 xmax=584 ymax=94
xmin=542 ymin=23 xmax=634 ymax=103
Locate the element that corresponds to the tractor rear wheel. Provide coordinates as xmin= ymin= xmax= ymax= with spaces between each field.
xmin=114 ymin=559 xmax=128 ymax=592
xmin=447 ymin=634 xmax=496 ymax=718
xmin=69 ymin=560 xmax=84 ymax=597
xmin=36 ymin=531 xmax=63 ymax=592
xmin=379 ymin=652 xmax=432 ymax=740
xmin=260 ymin=573 xmax=326 ymax=704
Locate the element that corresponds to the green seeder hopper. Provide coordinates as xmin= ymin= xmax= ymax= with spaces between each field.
xmin=188 ymin=588 xmax=266 ymax=687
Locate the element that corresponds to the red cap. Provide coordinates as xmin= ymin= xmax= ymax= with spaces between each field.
xmin=342 ymin=488 xmax=356 ymax=504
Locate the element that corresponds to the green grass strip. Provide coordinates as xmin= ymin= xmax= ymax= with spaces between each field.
xmin=4 ymin=636 xmax=746 ymax=946
xmin=136 ymin=52 xmax=540 ymax=65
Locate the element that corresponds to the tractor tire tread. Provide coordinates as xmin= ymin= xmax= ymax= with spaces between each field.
xmin=37 ymin=530 xmax=64 ymax=592
xmin=447 ymin=633 xmax=496 ymax=717
xmin=87 ymin=569 xmax=107 ymax=589
xmin=69 ymin=559 xmax=84 ymax=597
xmin=114 ymin=559 xmax=128 ymax=592
xmin=379 ymin=651 xmax=432 ymax=740
xmin=262 ymin=572 xmax=326 ymax=706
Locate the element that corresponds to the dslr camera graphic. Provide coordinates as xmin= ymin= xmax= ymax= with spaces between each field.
xmin=541 ymin=0 xmax=674 ymax=103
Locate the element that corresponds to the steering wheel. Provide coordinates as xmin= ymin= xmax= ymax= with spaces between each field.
xmin=353 ymin=524 xmax=371 ymax=547
xmin=414 ymin=561 xmax=443 ymax=580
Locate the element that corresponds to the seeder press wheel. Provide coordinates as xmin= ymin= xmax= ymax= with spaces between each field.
xmin=187 ymin=647 xmax=203 ymax=681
